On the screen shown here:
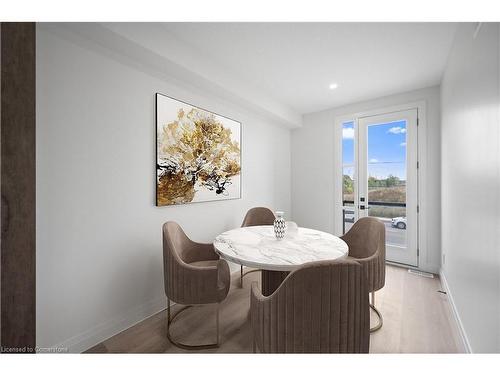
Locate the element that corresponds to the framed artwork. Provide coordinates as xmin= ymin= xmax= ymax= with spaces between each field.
xmin=156 ymin=93 xmax=241 ymax=206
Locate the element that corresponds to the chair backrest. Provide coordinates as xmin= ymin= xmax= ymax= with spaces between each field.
xmin=341 ymin=217 xmax=385 ymax=259
xmin=163 ymin=221 xmax=193 ymax=264
xmin=163 ymin=221 xmax=229 ymax=305
xmin=241 ymin=207 xmax=275 ymax=227
xmin=162 ymin=221 xmax=196 ymax=302
xmin=251 ymin=259 xmax=370 ymax=353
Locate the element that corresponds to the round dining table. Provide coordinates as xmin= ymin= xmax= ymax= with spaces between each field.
xmin=214 ymin=225 xmax=349 ymax=296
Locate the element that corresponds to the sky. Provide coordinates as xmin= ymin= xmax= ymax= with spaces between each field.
xmin=342 ymin=120 xmax=407 ymax=180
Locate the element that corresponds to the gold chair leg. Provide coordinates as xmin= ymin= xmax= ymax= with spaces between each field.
xmin=216 ymin=303 xmax=220 ymax=346
xmin=166 ymin=298 xmax=221 ymax=350
xmin=370 ymin=292 xmax=383 ymax=333
xmin=240 ymin=266 xmax=261 ymax=288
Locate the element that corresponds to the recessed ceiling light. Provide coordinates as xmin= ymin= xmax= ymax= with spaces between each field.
xmin=329 ymin=83 xmax=339 ymax=90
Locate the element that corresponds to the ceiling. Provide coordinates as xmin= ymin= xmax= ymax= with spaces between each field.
xmin=161 ymin=23 xmax=457 ymax=114
xmin=58 ymin=23 xmax=457 ymax=127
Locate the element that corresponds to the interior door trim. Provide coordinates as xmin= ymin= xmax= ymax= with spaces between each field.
xmin=358 ymin=109 xmax=418 ymax=267
xmin=0 ymin=22 xmax=36 ymax=353
xmin=334 ymin=100 xmax=433 ymax=272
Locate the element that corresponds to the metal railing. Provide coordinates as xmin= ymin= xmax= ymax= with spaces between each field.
xmin=342 ymin=200 xmax=406 ymax=234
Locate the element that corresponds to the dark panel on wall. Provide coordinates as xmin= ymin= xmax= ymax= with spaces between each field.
xmin=1 ymin=22 xmax=36 ymax=353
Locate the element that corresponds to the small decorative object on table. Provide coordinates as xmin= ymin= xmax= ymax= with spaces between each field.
xmin=274 ymin=211 xmax=286 ymax=240
xmin=285 ymin=221 xmax=299 ymax=237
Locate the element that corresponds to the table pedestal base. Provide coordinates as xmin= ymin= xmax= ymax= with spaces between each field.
xmin=261 ymin=270 xmax=290 ymax=296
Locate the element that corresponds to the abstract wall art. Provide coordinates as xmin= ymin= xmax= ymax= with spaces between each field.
xmin=156 ymin=93 xmax=241 ymax=206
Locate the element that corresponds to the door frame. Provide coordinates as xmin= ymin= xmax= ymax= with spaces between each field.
xmin=358 ymin=109 xmax=418 ymax=266
xmin=1 ymin=22 xmax=37 ymax=353
xmin=334 ymin=101 xmax=428 ymax=271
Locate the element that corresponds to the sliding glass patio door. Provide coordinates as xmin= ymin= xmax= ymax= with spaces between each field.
xmin=341 ymin=109 xmax=418 ymax=267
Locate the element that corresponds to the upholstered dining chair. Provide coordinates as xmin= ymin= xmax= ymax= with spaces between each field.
xmin=341 ymin=216 xmax=386 ymax=332
xmin=239 ymin=207 xmax=275 ymax=287
xmin=250 ymin=259 xmax=370 ymax=353
xmin=162 ymin=221 xmax=230 ymax=349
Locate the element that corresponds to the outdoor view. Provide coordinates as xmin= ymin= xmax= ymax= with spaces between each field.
xmin=342 ymin=120 xmax=407 ymax=248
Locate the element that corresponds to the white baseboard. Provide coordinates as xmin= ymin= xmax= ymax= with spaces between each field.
xmin=49 ymin=267 xmax=468 ymax=354
xmin=52 ymin=268 xmax=243 ymax=353
xmin=439 ymin=269 xmax=473 ymax=353
xmin=51 ymin=295 xmax=167 ymax=353
xmin=386 ymin=260 xmax=439 ymax=275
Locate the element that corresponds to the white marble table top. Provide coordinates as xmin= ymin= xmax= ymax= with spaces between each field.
xmin=214 ymin=225 xmax=348 ymax=272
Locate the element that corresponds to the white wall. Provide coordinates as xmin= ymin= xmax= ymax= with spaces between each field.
xmin=291 ymin=86 xmax=442 ymax=273
xmin=440 ymin=23 xmax=500 ymax=353
xmin=36 ymin=27 xmax=291 ymax=352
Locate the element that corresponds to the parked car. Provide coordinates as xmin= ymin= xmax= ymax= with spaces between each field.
xmin=344 ymin=208 xmax=355 ymax=223
xmin=391 ymin=216 xmax=406 ymax=229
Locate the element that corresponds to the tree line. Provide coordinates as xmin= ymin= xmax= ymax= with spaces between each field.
xmin=343 ymin=174 xmax=405 ymax=193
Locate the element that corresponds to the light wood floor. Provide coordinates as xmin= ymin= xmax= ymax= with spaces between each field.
xmin=86 ymin=265 xmax=465 ymax=353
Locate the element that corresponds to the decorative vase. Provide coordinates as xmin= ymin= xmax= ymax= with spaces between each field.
xmin=274 ymin=211 xmax=286 ymax=240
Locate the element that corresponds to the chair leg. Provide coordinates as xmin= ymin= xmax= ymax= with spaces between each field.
xmin=253 ymin=339 xmax=256 ymax=353
xmin=167 ymin=297 xmax=171 ymax=327
xmin=240 ymin=266 xmax=261 ymax=288
xmin=166 ymin=297 xmax=221 ymax=350
xmin=216 ymin=303 xmax=220 ymax=345
xmin=369 ymin=291 xmax=383 ymax=333
xmin=240 ymin=265 xmax=244 ymax=287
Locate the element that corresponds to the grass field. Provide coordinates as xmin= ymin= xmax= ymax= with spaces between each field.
xmin=368 ymin=185 xmax=406 ymax=203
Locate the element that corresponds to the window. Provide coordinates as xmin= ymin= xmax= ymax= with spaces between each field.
xmin=342 ymin=121 xmax=355 ymax=233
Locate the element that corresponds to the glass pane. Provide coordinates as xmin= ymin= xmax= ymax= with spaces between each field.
xmin=366 ymin=120 xmax=407 ymax=248
xmin=342 ymin=121 xmax=355 ymax=165
xmin=343 ymin=166 xmax=355 ymax=233
xmin=342 ymin=121 xmax=355 ymax=234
